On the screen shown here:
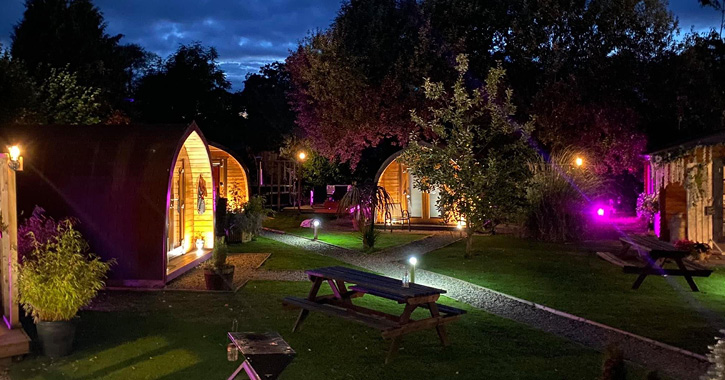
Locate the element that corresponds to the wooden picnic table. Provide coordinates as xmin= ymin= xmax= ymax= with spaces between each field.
xmin=282 ymin=266 xmax=465 ymax=363
xmin=619 ymin=235 xmax=712 ymax=292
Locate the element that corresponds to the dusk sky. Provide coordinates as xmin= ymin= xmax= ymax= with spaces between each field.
xmin=0 ymin=0 xmax=722 ymax=90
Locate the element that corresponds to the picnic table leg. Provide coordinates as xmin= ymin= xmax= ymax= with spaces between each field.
xmin=631 ymin=271 xmax=649 ymax=290
xmin=632 ymin=257 xmax=666 ymax=290
xmin=385 ymin=303 xmax=417 ymax=364
xmin=293 ymin=277 xmax=323 ymax=332
xmin=674 ymin=257 xmax=700 ymax=292
xmin=427 ymin=302 xmax=450 ymax=346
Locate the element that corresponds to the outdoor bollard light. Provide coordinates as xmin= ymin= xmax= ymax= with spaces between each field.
xmin=408 ymin=256 xmax=417 ymax=284
xmin=313 ymin=219 xmax=320 ymax=240
xmin=7 ymin=145 xmax=22 ymax=171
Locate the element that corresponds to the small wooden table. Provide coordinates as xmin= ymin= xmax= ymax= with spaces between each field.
xmin=282 ymin=266 xmax=465 ymax=363
xmin=619 ymin=235 xmax=712 ymax=292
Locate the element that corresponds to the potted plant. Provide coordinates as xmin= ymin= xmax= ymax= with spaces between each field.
xmin=17 ymin=220 xmax=114 ymax=358
xmin=202 ymin=237 xmax=234 ymax=290
xmin=194 ymin=233 xmax=205 ymax=251
xmin=674 ymin=239 xmax=711 ymax=262
xmin=226 ymin=196 xmax=272 ymax=243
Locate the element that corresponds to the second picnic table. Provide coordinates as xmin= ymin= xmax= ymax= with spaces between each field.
xmin=619 ymin=235 xmax=712 ymax=292
xmin=282 ymin=266 xmax=465 ymax=363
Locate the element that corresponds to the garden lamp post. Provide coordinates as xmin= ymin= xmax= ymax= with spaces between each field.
xmin=313 ymin=219 xmax=320 ymax=240
xmin=296 ymin=151 xmax=307 ymax=213
xmin=575 ymin=156 xmax=584 ymax=168
xmin=408 ymin=256 xmax=417 ymax=283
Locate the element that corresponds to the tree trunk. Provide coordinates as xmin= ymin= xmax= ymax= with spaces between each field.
xmin=464 ymin=229 xmax=474 ymax=259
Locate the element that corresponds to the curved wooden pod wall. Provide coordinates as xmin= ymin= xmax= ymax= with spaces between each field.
xmin=209 ymin=144 xmax=250 ymax=208
xmin=1 ymin=122 xmax=214 ymax=288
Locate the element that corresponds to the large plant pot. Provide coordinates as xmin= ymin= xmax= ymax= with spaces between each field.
xmin=204 ymin=266 xmax=235 ymax=291
xmin=37 ymin=319 xmax=77 ymax=358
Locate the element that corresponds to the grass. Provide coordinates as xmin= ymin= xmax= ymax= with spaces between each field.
xmin=264 ymin=211 xmax=428 ymax=252
xmin=227 ymin=236 xmax=350 ymax=271
xmin=10 ymin=280 xmax=653 ymax=379
xmin=420 ymin=235 xmax=725 ymax=354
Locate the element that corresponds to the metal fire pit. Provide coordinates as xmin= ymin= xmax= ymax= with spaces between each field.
xmin=227 ymin=332 xmax=296 ymax=380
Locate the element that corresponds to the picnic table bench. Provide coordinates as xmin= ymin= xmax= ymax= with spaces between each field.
xmin=282 ymin=266 xmax=465 ymax=363
xmin=619 ymin=235 xmax=712 ymax=292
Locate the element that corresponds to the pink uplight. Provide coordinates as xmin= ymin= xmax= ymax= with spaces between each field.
xmin=597 ymin=208 xmax=605 ymax=216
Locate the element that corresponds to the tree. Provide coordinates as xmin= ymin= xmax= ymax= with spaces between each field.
xmin=135 ymin=43 xmax=242 ymax=142
xmin=11 ymin=0 xmax=151 ymax=109
xmin=402 ymin=55 xmax=534 ymax=258
xmin=32 ymin=67 xmax=103 ymax=125
xmin=238 ymin=63 xmax=296 ymax=153
xmin=699 ymin=0 xmax=725 ymax=38
xmin=287 ymin=0 xmax=446 ymax=169
xmin=0 ymin=46 xmax=36 ymax=127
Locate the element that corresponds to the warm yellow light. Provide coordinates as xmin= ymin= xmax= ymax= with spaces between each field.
xmin=298 ymin=152 xmax=307 ymax=160
xmin=8 ymin=145 xmax=20 ymax=162
xmin=575 ymin=157 xmax=583 ymax=167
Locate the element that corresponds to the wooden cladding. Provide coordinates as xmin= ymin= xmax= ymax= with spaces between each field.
xmin=209 ymin=146 xmax=249 ymax=207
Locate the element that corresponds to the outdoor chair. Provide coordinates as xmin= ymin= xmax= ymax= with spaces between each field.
xmin=384 ymin=203 xmax=411 ymax=232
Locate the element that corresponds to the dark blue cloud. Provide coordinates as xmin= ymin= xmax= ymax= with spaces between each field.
xmin=0 ymin=0 xmax=723 ymax=90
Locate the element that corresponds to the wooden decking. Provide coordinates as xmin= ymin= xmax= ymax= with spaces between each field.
xmin=166 ymin=249 xmax=212 ymax=282
xmin=0 ymin=323 xmax=30 ymax=360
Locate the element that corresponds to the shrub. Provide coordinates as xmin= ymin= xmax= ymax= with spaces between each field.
xmin=337 ymin=182 xmax=392 ymax=251
xmin=18 ymin=220 xmax=114 ymax=322
xmin=226 ymin=196 xmax=273 ymax=240
xmin=525 ymin=149 xmax=602 ymax=242
xmin=17 ymin=206 xmax=73 ymax=258
xmin=202 ymin=237 xmax=230 ymax=271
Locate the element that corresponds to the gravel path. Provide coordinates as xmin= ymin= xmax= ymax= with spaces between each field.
xmin=166 ymin=253 xmax=270 ymax=290
xmin=261 ymin=230 xmax=710 ymax=380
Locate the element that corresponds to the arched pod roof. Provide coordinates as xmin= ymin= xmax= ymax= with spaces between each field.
xmin=0 ymin=122 xmax=210 ymax=287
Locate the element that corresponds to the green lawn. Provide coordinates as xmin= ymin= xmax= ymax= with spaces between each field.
xmin=10 ymin=281 xmax=652 ymax=379
xmin=227 ymin=237 xmax=350 ymax=271
xmin=264 ymin=212 xmax=428 ymax=252
xmin=420 ymin=235 xmax=725 ymax=354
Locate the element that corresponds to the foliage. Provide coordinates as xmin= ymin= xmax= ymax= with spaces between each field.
xmin=11 ymin=0 xmax=151 ymax=106
xmin=135 ymin=42 xmax=240 ymax=141
xmin=704 ymin=330 xmax=725 ymax=380
xmin=0 ymin=46 xmax=36 ymax=126
xmin=201 ymin=237 xmax=230 ymax=271
xmin=17 ymin=206 xmax=73 ymax=258
xmin=238 ymin=63 xmax=296 ymax=153
xmin=673 ymin=239 xmax=710 ymax=260
xmin=279 ymin=137 xmax=352 ymax=187
xmin=402 ymin=55 xmax=534 ymax=257
xmin=17 ymin=220 xmax=113 ymax=322
xmin=644 ymin=32 xmax=725 ymax=148
xmin=286 ymin=0 xmax=443 ymax=168
xmin=337 ymin=182 xmax=393 ymax=251
xmin=534 ymin=80 xmax=648 ymax=176
xmin=525 ymin=149 xmax=602 ymax=242
xmin=636 ymin=192 xmax=660 ymax=222
xmin=30 ymin=66 xmax=104 ymax=124
xmin=226 ymin=196 xmax=273 ymax=238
